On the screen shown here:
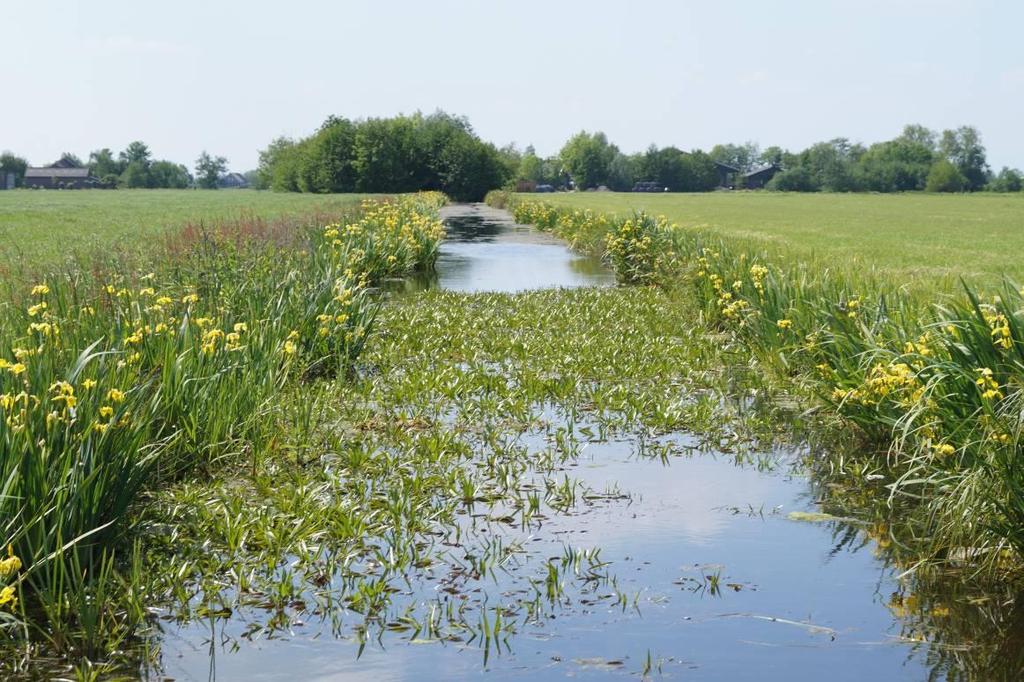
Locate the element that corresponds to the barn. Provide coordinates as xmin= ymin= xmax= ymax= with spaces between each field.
xmin=741 ymin=163 xmax=782 ymax=189
xmin=23 ymin=158 xmax=102 ymax=189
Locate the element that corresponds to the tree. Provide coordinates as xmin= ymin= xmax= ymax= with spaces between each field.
xmin=939 ymin=126 xmax=988 ymax=191
xmin=120 ymin=141 xmax=152 ymax=167
xmin=257 ymin=137 xmax=300 ymax=191
xmin=120 ymin=161 xmax=150 ymax=188
xmin=0 ymin=151 xmax=28 ymax=187
xmin=606 ymin=152 xmax=639 ymax=191
xmin=767 ymin=166 xmax=817 ymax=192
xmin=149 ymin=160 xmax=192 ymax=189
xmin=517 ymin=146 xmax=544 ymax=183
xmin=56 ymin=152 xmax=83 ymax=167
xmin=710 ymin=142 xmax=761 ymax=172
xmin=897 ymin=124 xmax=937 ymax=152
xmin=988 ymin=167 xmax=1023 ymax=193
xmin=195 ymin=151 xmax=228 ymax=189
xmin=89 ymin=148 xmax=124 ymax=184
xmin=559 ymin=131 xmax=617 ymax=190
xmin=855 ymin=139 xmax=933 ymax=192
xmin=925 ymin=159 xmax=968 ymax=192
xmin=302 ymin=116 xmax=358 ymax=193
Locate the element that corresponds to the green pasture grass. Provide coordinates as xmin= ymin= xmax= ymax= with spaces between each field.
xmin=0 ymin=189 xmax=367 ymax=268
xmin=529 ymin=192 xmax=1024 ymax=290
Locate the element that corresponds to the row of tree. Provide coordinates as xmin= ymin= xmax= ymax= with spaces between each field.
xmin=0 ymin=144 xmax=230 ymax=189
xmin=255 ymin=112 xmax=509 ymax=201
xmin=504 ymin=134 xmax=721 ymax=192
xmin=505 ymin=124 xmax=1022 ymax=194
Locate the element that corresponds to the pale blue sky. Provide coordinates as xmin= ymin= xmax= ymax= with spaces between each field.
xmin=4 ymin=0 xmax=1022 ymax=172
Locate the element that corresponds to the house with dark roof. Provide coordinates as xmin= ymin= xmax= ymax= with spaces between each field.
xmin=714 ymin=162 xmax=740 ymax=189
xmin=217 ymin=172 xmax=249 ymax=189
xmin=24 ymin=157 xmax=103 ymax=189
xmin=741 ymin=163 xmax=782 ymax=190
xmin=23 ymin=166 xmax=102 ymax=189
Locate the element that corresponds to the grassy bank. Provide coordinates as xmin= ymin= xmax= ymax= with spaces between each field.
xmin=0 ymin=193 xmax=446 ymax=670
xmin=526 ymin=191 xmax=1024 ymax=290
xmin=489 ymin=189 xmax=1024 ymax=582
xmin=0 ymin=189 xmax=368 ymax=269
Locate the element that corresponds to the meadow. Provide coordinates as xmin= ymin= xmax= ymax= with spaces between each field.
xmin=0 ymin=189 xmax=366 ymax=269
xmin=532 ymin=191 xmax=1024 ymax=289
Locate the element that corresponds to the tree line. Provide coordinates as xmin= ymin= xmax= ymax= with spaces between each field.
xmin=254 ymin=112 xmax=509 ymax=201
xmin=506 ymin=123 xmax=1022 ymax=193
xmin=5 ymin=119 xmax=1022 ymax=195
xmin=0 ymin=143 xmax=231 ymax=189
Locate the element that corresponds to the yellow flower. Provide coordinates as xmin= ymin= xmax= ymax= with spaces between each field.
xmin=156 ymin=296 xmax=174 ymax=306
xmin=0 ymin=585 xmax=16 ymax=609
xmin=776 ymin=319 xmax=793 ymax=330
xmin=182 ymin=293 xmax=199 ymax=304
xmin=107 ymin=389 xmax=126 ymax=403
xmin=93 ymin=422 xmax=109 ymax=434
xmin=99 ymin=406 xmax=114 ymax=418
xmin=283 ymin=340 xmax=297 ymax=356
xmin=934 ymin=443 xmax=956 ymax=457
xmin=0 ymin=546 xmax=21 ymax=578
xmin=233 ymin=322 xmax=247 ymax=333
xmin=31 ymin=283 xmax=50 ymax=296
xmin=27 ymin=302 xmax=47 ymax=317
xmin=139 ymin=287 xmax=156 ymax=297
xmin=9 ymin=363 xmax=26 ymax=376
xmin=81 ymin=379 xmax=97 ymax=390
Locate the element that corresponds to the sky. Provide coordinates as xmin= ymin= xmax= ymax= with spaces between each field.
xmin=3 ymin=0 xmax=1023 ymax=172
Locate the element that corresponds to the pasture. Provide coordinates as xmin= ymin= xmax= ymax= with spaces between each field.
xmin=0 ymin=189 xmax=364 ymax=268
xmin=532 ymin=191 xmax=1024 ymax=288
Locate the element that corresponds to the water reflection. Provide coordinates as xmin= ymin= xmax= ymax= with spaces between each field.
xmin=410 ymin=203 xmax=615 ymax=293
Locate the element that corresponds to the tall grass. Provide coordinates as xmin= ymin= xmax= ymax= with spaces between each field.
xmin=490 ymin=189 xmax=1024 ymax=577
xmin=0 ymin=192 xmax=446 ymax=649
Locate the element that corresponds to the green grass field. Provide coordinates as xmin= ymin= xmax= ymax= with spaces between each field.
xmin=532 ymin=192 xmax=1024 ymax=289
xmin=0 ymin=189 xmax=365 ymax=268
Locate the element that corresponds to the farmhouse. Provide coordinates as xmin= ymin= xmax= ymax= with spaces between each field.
xmin=218 ymin=172 xmax=250 ymax=189
xmin=741 ymin=163 xmax=782 ymax=189
xmin=24 ymin=157 xmax=102 ymax=189
xmin=715 ymin=162 xmax=740 ymax=189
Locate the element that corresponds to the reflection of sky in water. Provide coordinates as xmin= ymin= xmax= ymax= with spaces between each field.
xmin=434 ymin=204 xmax=615 ymax=293
xmin=158 ymin=206 xmax=938 ymax=681
xmin=438 ymin=243 xmax=614 ymax=293
xmin=161 ymin=445 xmax=930 ymax=682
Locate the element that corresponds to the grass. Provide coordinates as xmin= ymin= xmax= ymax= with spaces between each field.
xmin=0 ymin=193 xmax=446 ymax=673
xmin=530 ymin=191 xmax=1024 ymax=289
xmin=493 ymin=190 xmax=1024 ymax=582
xmin=0 ymin=189 xmax=367 ymax=269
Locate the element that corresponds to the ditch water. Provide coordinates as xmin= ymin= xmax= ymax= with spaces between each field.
xmin=157 ymin=206 xmax=998 ymax=681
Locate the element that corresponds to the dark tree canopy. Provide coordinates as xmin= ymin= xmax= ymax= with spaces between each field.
xmin=256 ymin=111 xmax=509 ymax=201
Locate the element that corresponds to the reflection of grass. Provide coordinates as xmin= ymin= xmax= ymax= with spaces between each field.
xmin=531 ymin=191 xmax=1024 ymax=290
xmin=0 ymin=189 xmax=367 ymax=269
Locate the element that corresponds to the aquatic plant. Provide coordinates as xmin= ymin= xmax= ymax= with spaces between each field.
xmin=0 ymin=192 xmax=446 ymax=660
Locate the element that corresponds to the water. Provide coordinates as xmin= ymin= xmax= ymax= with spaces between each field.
xmin=395 ymin=203 xmax=615 ymax=293
xmin=156 ymin=206 xmax=1010 ymax=681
